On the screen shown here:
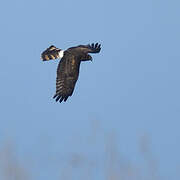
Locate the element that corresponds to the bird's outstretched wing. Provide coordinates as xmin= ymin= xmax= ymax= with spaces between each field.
xmin=53 ymin=53 xmax=80 ymax=103
xmin=68 ymin=43 xmax=101 ymax=54
xmin=41 ymin=45 xmax=61 ymax=61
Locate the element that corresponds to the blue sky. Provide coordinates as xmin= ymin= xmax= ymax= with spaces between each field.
xmin=0 ymin=0 xmax=180 ymax=179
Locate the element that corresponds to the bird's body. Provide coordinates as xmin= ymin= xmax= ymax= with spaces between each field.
xmin=41 ymin=43 xmax=101 ymax=103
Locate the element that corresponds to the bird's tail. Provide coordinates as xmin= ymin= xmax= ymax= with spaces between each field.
xmin=41 ymin=45 xmax=61 ymax=61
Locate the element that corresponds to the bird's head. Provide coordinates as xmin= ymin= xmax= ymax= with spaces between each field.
xmin=81 ymin=54 xmax=92 ymax=61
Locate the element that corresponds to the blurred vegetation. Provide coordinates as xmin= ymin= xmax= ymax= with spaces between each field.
xmin=0 ymin=142 xmax=30 ymax=180
xmin=0 ymin=121 xmax=167 ymax=180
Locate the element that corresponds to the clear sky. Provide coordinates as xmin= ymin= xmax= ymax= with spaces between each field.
xmin=0 ymin=0 xmax=180 ymax=179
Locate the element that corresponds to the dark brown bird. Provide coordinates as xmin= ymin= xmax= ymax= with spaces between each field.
xmin=41 ymin=43 xmax=101 ymax=103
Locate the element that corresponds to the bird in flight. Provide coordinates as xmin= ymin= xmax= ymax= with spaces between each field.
xmin=41 ymin=43 xmax=101 ymax=103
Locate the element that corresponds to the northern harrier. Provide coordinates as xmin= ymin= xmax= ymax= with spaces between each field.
xmin=41 ymin=43 xmax=101 ymax=103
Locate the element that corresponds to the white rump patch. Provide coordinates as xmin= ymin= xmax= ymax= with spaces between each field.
xmin=59 ymin=50 xmax=64 ymax=58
